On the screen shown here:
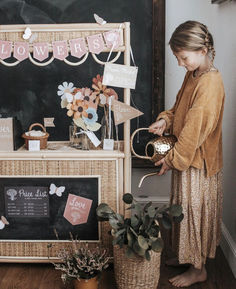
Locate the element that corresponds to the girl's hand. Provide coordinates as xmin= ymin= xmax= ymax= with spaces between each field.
xmin=149 ymin=119 xmax=166 ymax=136
xmin=155 ymin=158 xmax=170 ymax=175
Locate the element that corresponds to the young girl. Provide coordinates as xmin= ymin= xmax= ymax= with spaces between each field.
xmin=149 ymin=21 xmax=225 ymax=287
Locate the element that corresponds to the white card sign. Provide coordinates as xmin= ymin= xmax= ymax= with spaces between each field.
xmin=102 ymin=63 xmax=138 ymax=89
xmin=28 ymin=140 xmax=40 ymax=151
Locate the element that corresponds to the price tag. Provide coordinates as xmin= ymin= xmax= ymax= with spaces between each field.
xmin=86 ymin=131 xmax=101 ymax=147
xmin=103 ymin=139 xmax=114 ymax=150
xmin=28 ymin=140 xmax=40 ymax=151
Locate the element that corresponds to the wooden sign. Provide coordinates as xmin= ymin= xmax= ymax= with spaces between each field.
xmin=112 ymin=99 xmax=143 ymax=125
xmin=102 ymin=63 xmax=138 ymax=89
xmin=0 ymin=118 xmax=13 ymax=151
xmin=4 ymin=186 xmax=49 ymax=218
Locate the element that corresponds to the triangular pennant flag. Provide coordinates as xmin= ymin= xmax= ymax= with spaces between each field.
xmin=112 ymin=99 xmax=143 ymax=125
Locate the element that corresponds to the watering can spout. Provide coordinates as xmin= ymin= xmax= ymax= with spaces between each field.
xmin=138 ymin=172 xmax=159 ymax=188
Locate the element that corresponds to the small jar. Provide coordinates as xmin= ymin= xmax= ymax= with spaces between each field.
xmin=69 ymin=125 xmax=89 ymax=150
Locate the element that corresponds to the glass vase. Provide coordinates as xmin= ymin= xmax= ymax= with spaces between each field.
xmin=101 ymin=114 xmax=114 ymax=143
xmin=69 ymin=125 xmax=89 ymax=150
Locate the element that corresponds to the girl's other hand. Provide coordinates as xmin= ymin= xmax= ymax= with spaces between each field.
xmin=155 ymin=158 xmax=170 ymax=175
xmin=149 ymin=119 xmax=166 ymax=136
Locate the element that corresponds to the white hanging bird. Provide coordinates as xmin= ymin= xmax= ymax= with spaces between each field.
xmin=49 ymin=184 xmax=65 ymax=197
xmin=23 ymin=27 xmax=32 ymax=40
xmin=0 ymin=216 xmax=9 ymax=230
xmin=94 ymin=14 xmax=107 ymax=25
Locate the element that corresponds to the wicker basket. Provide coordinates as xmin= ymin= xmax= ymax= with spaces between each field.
xmin=113 ymin=245 xmax=161 ymax=289
xmin=22 ymin=123 xmax=49 ymax=149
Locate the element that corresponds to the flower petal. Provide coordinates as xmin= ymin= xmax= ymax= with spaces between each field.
xmin=63 ymin=81 xmax=68 ymax=87
xmin=68 ymin=82 xmax=74 ymax=89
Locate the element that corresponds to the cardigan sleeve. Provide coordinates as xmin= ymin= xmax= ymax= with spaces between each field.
xmin=156 ymin=72 xmax=190 ymax=131
xmin=165 ymin=75 xmax=224 ymax=171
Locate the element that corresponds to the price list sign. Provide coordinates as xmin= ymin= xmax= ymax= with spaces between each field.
xmin=4 ymin=187 xmax=49 ymax=218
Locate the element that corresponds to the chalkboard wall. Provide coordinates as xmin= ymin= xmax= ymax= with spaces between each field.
xmin=0 ymin=177 xmax=99 ymax=241
xmin=0 ymin=0 xmax=154 ymax=152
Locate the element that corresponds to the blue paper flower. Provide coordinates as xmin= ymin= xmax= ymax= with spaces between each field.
xmin=82 ymin=108 xmax=98 ymax=125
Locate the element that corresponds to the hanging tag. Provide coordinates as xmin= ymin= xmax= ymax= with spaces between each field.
xmin=102 ymin=63 xmax=138 ymax=89
xmin=86 ymin=131 xmax=101 ymax=147
xmin=28 ymin=140 xmax=40 ymax=151
xmin=103 ymin=139 xmax=114 ymax=150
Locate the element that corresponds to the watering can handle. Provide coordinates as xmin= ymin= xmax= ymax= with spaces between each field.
xmin=130 ymin=128 xmax=151 ymax=160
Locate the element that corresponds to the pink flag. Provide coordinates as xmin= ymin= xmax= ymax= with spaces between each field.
xmin=13 ymin=42 xmax=29 ymax=61
xmin=52 ymin=40 xmax=68 ymax=60
xmin=63 ymin=194 xmax=93 ymax=225
xmin=87 ymin=34 xmax=104 ymax=54
xmin=69 ymin=38 xmax=87 ymax=58
xmin=33 ymin=42 xmax=49 ymax=62
xmin=0 ymin=40 xmax=12 ymax=60
xmin=103 ymin=30 xmax=121 ymax=49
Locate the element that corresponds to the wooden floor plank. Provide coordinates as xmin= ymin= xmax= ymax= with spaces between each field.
xmin=0 ymin=247 xmax=235 ymax=289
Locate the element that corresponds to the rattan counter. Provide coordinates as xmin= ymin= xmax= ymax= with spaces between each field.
xmin=0 ymin=142 xmax=126 ymax=262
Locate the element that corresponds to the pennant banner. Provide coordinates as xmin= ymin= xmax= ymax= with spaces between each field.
xmin=33 ymin=42 xmax=49 ymax=61
xmin=87 ymin=34 xmax=104 ymax=54
xmin=13 ymin=42 xmax=29 ymax=61
xmin=0 ymin=40 xmax=12 ymax=60
xmin=0 ymin=29 xmax=123 ymax=62
xmin=112 ymin=99 xmax=143 ymax=125
xmin=69 ymin=38 xmax=87 ymax=58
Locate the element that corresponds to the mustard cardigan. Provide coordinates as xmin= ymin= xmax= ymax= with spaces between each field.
xmin=157 ymin=70 xmax=225 ymax=177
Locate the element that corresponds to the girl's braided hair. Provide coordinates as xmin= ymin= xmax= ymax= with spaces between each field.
xmin=169 ymin=20 xmax=215 ymax=61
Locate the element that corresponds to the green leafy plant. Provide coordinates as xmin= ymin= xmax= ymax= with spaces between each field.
xmin=52 ymin=234 xmax=109 ymax=284
xmin=96 ymin=193 xmax=183 ymax=261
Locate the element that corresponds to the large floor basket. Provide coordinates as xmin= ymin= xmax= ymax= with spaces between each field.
xmin=113 ymin=245 xmax=161 ymax=289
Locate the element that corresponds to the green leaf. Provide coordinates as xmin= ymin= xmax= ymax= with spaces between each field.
xmin=147 ymin=206 xmax=156 ymax=218
xmin=131 ymin=215 xmax=139 ymax=227
xmin=60 ymin=99 xmax=68 ymax=108
xmin=161 ymin=215 xmax=172 ymax=230
xmin=173 ymin=213 xmax=184 ymax=223
xmin=109 ymin=218 xmax=120 ymax=229
xmin=96 ymin=203 xmax=114 ymax=216
xmin=133 ymin=241 xmax=146 ymax=257
xmin=116 ymin=213 xmax=124 ymax=223
xmin=145 ymin=250 xmax=151 ymax=261
xmin=122 ymin=193 xmax=133 ymax=204
xmin=138 ymin=235 xmax=149 ymax=250
xmin=143 ymin=201 xmax=152 ymax=212
xmin=115 ymin=228 xmax=126 ymax=238
xmin=86 ymin=122 xmax=101 ymax=132
xmin=169 ymin=204 xmax=183 ymax=217
xmin=73 ymin=118 xmax=87 ymax=130
xmin=151 ymin=238 xmax=164 ymax=252
xmin=127 ymin=231 xmax=134 ymax=247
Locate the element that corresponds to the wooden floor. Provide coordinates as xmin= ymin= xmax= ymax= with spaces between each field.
xmin=0 ymin=247 xmax=235 ymax=289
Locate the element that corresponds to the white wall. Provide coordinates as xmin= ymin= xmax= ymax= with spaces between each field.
xmin=132 ymin=0 xmax=236 ymax=275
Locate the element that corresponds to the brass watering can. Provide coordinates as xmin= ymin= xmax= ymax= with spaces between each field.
xmin=130 ymin=128 xmax=177 ymax=187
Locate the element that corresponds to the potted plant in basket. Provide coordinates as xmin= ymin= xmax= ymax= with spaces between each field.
xmin=96 ymin=193 xmax=183 ymax=289
xmin=52 ymin=234 xmax=109 ymax=289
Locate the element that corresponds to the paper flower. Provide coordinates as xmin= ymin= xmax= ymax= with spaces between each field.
xmin=67 ymin=100 xmax=88 ymax=119
xmin=83 ymin=108 xmax=98 ymax=125
xmin=57 ymin=82 xmax=75 ymax=100
xmin=92 ymin=74 xmax=118 ymax=107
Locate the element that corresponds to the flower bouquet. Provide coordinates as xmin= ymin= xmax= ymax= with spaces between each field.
xmin=57 ymin=75 xmax=118 ymax=149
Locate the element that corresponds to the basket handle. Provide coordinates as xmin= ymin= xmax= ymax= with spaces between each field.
xmin=29 ymin=123 xmax=47 ymax=133
xmin=130 ymin=128 xmax=151 ymax=160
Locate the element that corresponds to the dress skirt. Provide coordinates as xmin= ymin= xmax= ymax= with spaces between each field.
xmin=170 ymin=166 xmax=223 ymax=269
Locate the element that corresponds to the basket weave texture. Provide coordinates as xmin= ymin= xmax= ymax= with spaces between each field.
xmin=22 ymin=123 xmax=49 ymax=149
xmin=113 ymin=245 xmax=161 ymax=289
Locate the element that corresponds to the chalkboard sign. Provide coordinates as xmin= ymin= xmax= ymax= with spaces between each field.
xmin=4 ymin=186 xmax=49 ymax=218
xmin=0 ymin=0 xmax=165 ymax=167
xmin=0 ymin=177 xmax=100 ymax=241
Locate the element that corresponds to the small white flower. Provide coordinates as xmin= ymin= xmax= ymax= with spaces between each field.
xmin=65 ymin=92 xmax=73 ymax=103
xmin=57 ymin=82 xmax=75 ymax=100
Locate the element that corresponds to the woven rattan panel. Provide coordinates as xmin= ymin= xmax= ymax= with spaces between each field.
xmin=0 ymin=159 xmax=119 ymax=259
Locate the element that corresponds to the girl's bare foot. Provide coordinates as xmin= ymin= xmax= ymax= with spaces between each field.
xmin=169 ymin=265 xmax=207 ymax=287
